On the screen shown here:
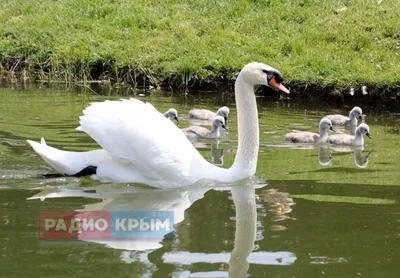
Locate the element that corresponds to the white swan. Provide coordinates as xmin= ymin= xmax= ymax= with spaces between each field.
xmin=326 ymin=106 xmax=363 ymax=126
xmin=26 ymin=62 xmax=289 ymax=188
xmin=328 ymin=123 xmax=372 ymax=146
xmin=284 ymin=118 xmax=335 ymax=143
xmin=189 ymin=106 xmax=230 ymax=124
xmin=164 ymin=108 xmax=179 ymax=122
xmin=181 ymin=115 xmax=228 ymax=138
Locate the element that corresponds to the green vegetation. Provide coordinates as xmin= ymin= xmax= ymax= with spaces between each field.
xmin=0 ymin=0 xmax=399 ymax=92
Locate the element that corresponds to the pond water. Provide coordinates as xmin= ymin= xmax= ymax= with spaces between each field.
xmin=0 ymin=87 xmax=399 ymax=277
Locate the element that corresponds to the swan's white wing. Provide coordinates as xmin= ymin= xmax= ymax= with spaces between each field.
xmin=78 ymin=98 xmax=206 ymax=181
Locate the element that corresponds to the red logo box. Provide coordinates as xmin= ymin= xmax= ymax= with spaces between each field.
xmin=39 ymin=211 xmax=111 ymax=240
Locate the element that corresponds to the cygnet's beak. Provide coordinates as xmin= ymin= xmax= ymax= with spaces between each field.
xmin=330 ymin=126 xmax=336 ymax=132
xmin=358 ymin=114 xmax=364 ymax=121
xmin=269 ymin=77 xmax=290 ymax=94
xmin=222 ymin=124 xmax=229 ymax=131
xmin=366 ymin=132 xmax=372 ymax=139
xmin=174 ymin=116 xmax=179 ymax=123
xmin=224 ymin=116 xmax=228 ymax=124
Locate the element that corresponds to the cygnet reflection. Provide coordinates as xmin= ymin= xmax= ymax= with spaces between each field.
xmin=325 ymin=145 xmax=372 ymax=168
xmin=191 ymin=139 xmax=227 ymax=166
xmin=318 ymin=145 xmax=333 ymax=166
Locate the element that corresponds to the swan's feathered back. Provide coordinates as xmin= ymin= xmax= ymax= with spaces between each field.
xmin=78 ymin=98 xmax=205 ymax=182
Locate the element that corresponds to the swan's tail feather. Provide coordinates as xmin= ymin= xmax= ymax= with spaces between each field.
xmin=27 ymin=138 xmax=74 ymax=175
xmin=27 ymin=139 xmax=45 ymax=154
xmin=40 ymin=137 xmax=47 ymax=145
xmin=26 ymin=138 xmax=103 ymax=176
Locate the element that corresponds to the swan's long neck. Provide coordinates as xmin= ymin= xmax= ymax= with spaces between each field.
xmin=319 ymin=125 xmax=328 ymax=139
xmin=230 ymin=78 xmax=259 ymax=177
xmin=354 ymin=129 xmax=364 ymax=145
xmin=349 ymin=111 xmax=357 ymax=125
xmin=210 ymin=122 xmax=220 ymax=137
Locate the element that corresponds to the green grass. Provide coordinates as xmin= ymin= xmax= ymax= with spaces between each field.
xmin=0 ymin=0 xmax=400 ymax=91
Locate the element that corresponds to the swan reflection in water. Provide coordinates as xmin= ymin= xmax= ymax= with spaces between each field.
xmin=318 ymin=145 xmax=333 ymax=166
xmin=28 ymin=178 xmax=297 ymax=277
xmin=285 ymin=144 xmax=371 ymax=168
xmin=319 ymin=145 xmax=372 ymax=168
xmin=191 ymin=139 xmax=227 ymax=166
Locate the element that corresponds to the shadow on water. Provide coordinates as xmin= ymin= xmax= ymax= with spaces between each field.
xmin=290 ymin=166 xmax=376 ymax=175
xmin=270 ymin=179 xmax=400 ymax=202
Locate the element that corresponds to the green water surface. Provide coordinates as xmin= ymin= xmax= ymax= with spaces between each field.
xmin=0 ymin=87 xmax=399 ymax=278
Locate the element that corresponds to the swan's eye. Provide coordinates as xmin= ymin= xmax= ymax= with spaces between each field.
xmin=263 ymin=69 xmax=284 ymax=83
xmin=262 ymin=69 xmax=273 ymax=82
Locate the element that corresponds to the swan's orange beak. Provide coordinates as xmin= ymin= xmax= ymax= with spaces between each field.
xmin=269 ymin=77 xmax=290 ymax=94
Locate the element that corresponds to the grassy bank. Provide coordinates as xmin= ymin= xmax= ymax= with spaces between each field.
xmin=1 ymin=0 xmax=400 ymax=95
